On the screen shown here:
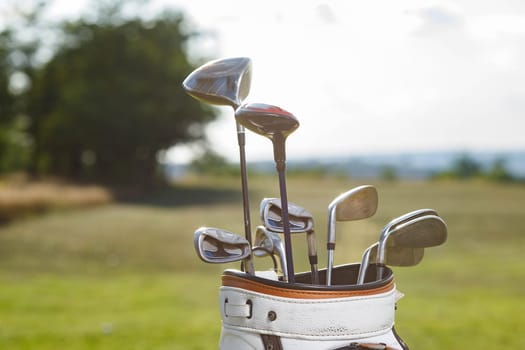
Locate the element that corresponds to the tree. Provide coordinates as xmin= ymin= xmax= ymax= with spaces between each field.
xmin=189 ymin=149 xmax=237 ymax=176
xmin=25 ymin=10 xmax=216 ymax=185
xmin=451 ymin=154 xmax=482 ymax=179
xmin=486 ymin=157 xmax=513 ymax=182
xmin=380 ymin=165 xmax=398 ymax=182
xmin=0 ymin=29 xmax=33 ymax=173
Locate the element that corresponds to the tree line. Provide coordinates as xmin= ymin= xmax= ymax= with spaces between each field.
xmin=0 ymin=1 xmax=216 ymax=186
xmin=432 ymin=154 xmax=517 ymax=182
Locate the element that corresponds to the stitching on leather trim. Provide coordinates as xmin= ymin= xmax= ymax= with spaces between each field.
xmin=222 ymin=275 xmax=395 ymax=299
xmin=221 ymin=322 xmax=392 ymax=339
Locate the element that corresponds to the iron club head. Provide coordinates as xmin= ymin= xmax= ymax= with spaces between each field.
xmin=386 ymin=214 xmax=448 ymax=248
xmin=254 ymin=226 xmax=289 ymax=281
xmin=376 ymin=209 xmax=440 ymax=265
xmin=259 ymin=197 xmax=319 ymax=284
xmin=260 ymin=197 xmax=314 ymax=233
xmin=193 ymin=227 xmax=253 ymax=271
xmin=357 ymin=241 xmax=425 ymax=284
xmin=376 ymin=213 xmax=447 ymax=280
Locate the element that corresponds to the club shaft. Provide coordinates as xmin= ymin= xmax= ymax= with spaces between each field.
xmin=375 ymin=226 xmax=390 ymax=281
xmin=326 ymin=210 xmax=336 ymax=286
xmin=237 ymin=122 xmax=254 ymax=274
xmin=277 ymin=166 xmax=295 ymax=283
xmin=326 ymin=249 xmax=334 ymax=285
xmin=307 ymin=230 xmax=319 ymax=284
xmin=357 ymin=244 xmax=376 ymax=285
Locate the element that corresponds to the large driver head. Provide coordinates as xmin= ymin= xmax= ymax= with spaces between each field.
xmin=235 ymin=103 xmax=299 ymax=162
xmin=182 ymin=57 xmax=252 ymax=109
xmin=194 ymin=227 xmax=251 ymax=264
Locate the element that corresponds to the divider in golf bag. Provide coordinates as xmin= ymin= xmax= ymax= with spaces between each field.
xmin=219 ymin=264 xmax=409 ymax=350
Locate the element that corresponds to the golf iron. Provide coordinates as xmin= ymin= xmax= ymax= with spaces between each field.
xmin=376 ymin=214 xmax=448 ymax=280
xmin=326 ymin=185 xmax=378 ymax=286
xmin=260 ymin=197 xmax=319 ymax=284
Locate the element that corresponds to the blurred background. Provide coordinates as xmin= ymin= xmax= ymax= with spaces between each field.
xmin=0 ymin=0 xmax=524 ymax=349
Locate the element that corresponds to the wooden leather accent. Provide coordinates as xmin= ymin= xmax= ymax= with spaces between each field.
xmin=222 ymin=275 xmax=395 ymax=299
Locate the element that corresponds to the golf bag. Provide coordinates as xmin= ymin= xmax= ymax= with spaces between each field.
xmin=219 ymin=264 xmax=408 ymax=350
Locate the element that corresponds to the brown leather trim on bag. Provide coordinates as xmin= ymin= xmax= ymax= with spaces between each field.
xmin=261 ymin=334 xmax=283 ymax=350
xmin=222 ymin=274 xmax=395 ymax=299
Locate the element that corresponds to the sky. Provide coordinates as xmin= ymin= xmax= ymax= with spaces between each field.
xmin=23 ymin=0 xmax=525 ymax=163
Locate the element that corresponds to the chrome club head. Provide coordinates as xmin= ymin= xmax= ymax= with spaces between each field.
xmin=235 ymin=103 xmax=299 ymax=165
xmin=376 ymin=209 xmax=439 ymax=270
xmin=254 ymin=226 xmax=289 ymax=282
xmin=235 ymin=103 xmax=299 ymax=139
xmin=326 ymin=185 xmax=379 ymax=286
xmin=194 ymin=227 xmax=253 ymax=274
xmin=357 ymin=241 xmax=425 ymax=284
xmin=376 ymin=213 xmax=447 ymax=280
xmin=389 ymin=215 xmax=448 ymax=248
xmin=260 ymin=198 xmax=314 ymax=233
xmin=182 ymin=57 xmax=252 ymax=109
xmin=259 ymin=197 xmax=319 ymax=284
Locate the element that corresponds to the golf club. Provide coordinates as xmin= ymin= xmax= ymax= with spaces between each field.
xmin=374 ymin=209 xmax=439 ymax=271
xmin=357 ymin=209 xmax=438 ymax=284
xmin=235 ymin=103 xmax=299 ymax=283
xmin=376 ymin=214 xmax=447 ymax=280
xmin=182 ymin=57 xmax=254 ymax=273
xmin=251 ymin=246 xmax=279 ymax=274
xmin=326 ymin=185 xmax=378 ymax=286
xmin=356 ymin=242 xmax=425 ymax=285
xmin=194 ymin=226 xmax=254 ymax=275
xmin=253 ymin=225 xmax=289 ymax=282
xmin=260 ymin=197 xmax=319 ymax=284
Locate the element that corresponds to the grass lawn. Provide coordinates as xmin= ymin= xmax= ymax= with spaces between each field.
xmin=1 ymin=175 xmax=524 ymax=349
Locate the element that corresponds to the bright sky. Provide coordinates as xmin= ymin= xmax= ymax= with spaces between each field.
xmin=35 ymin=0 xmax=525 ymax=163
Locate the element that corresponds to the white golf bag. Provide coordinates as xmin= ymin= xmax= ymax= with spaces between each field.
xmin=218 ymin=264 xmax=409 ymax=350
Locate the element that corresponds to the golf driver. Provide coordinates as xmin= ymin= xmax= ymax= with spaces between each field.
xmin=235 ymin=103 xmax=299 ymax=283
xmin=253 ymin=225 xmax=289 ymax=282
xmin=326 ymin=185 xmax=378 ymax=286
xmin=376 ymin=214 xmax=447 ymax=280
xmin=260 ymin=198 xmax=319 ymax=284
xmin=356 ymin=242 xmax=425 ymax=285
xmin=194 ymin=226 xmax=254 ymax=275
xmin=182 ymin=57 xmax=254 ymax=273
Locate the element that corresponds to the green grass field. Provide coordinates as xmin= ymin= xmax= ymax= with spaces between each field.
xmin=1 ymin=175 xmax=524 ymax=349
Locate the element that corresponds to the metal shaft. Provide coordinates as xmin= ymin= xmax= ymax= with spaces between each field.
xmin=277 ymin=165 xmax=295 ymax=283
xmin=236 ymin=122 xmax=253 ymax=273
